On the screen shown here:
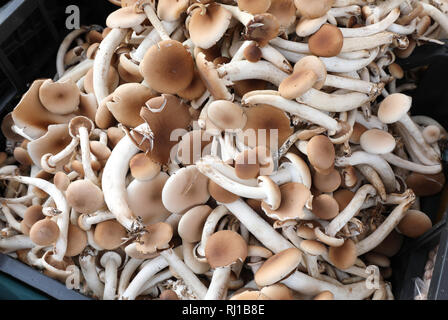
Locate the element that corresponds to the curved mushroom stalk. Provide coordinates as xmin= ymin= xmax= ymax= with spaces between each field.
xmin=78 ymin=211 xmax=116 ymax=231
xmin=269 ymin=153 xmax=312 ymax=187
xmin=100 ymin=251 xmax=122 ymax=300
xmin=0 ymin=235 xmax=35 ymax=253
xmin=41 ymin=137 xmax=79 ymax=173
xmin=381 ymin=153 xmax=442 ymax=174
xmin=79 ymin=250 xmax=104 ymax=299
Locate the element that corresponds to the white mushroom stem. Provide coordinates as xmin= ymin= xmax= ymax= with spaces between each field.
xmin=79 ymin=253 xmax=104 ymax=299
xmin=355 ymin=111 xmax=387 ymax=130
xmin=27 ymin=246 xmax=47 ymax=268
xmin=59 ymin=58 xmax=94 ymax=83
xmin=1 ymin=176 xmax=69 ymax=261
xmin=242 ymin=92 xmax=340 ymax=134
xmin=381 ymin=153 xmax=442 ymax=174
xmin=204 ymin=266 xmax=231 ymax=300
xmin=219 ymin=4 xmax=253 ymax=25
xmin=102 ymin=124 xmax=145 ymax=230
xmin=196 ymin=206 xmax=230 ymax=258
xmin=421 ymin=2 xmax=448 ymax=34
xmin=270 ymin=37 xmax=310 ymax=54
xmin=329 ymin=5 xmax=362 ymax=17
xmin=0 ymin=205 xmax=22 ymax=232
xmin=56 ymin=27 xmax=88 ymax=78
xmin=101 ymin=253 xmax=122 ymax=300
xmin=41 ymin=250 xmax=76 ymax=278
xmin=78 ymin=126 xmax=99 ymax=185
xmin=364 ymin=0 xmax=406 ymax=23
xmin=0 ymin=193 xmax=35 ymax=204
xmin=218 ymin=60 xmax=288 ymax=86
xmin=270 ymin=153 xmax=312 ymax=188
xmin=305 ymin=254 xmax=321 ymax=279
xmin=0 ymin=235 xmax=34 ymax=253
xmin=183 ymin=241 xmax=210 ymax=274
xmin=356 ymin=164 xmax=386 ymax=200
xmin=196 ymin=156 xmax=280 ymax=209
xmin=335 ymin=151 xmax=397 ymax=192
xmin=326 ymin=184 xmax=377 ymax=237
xmin=338 ymin=50 xmax=371 ymax=59
xmin=297 ymin=89 xmax=372 ymax=112
xmin=44 ymin=137 xmax=80 ymax=168
xmin=356 ymin=189 xmax=415 ymax=255
xmin=139 ymin=269 xmax=173 ymax=295
xmin=142 ymin=3 xmax=171 ymax=41
xmin=341 ymin=32 xmax=402 ymax=52
xmin=281 ymin=270 xmax=375 ymax=300
xmin=340 ymin=8 xmax=400 ymax=37
xmin=79 ymin=211 xmax=115 ymax=231
xmin=93 ymin=28 xmax=128 ymax=104
xmin=387 ymin=19 xmax=417 ymax=35
xmin=224 ymin=199 xmax=294 ymax=253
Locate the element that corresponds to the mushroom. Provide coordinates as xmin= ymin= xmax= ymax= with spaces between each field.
xmin=100 ymin=251 xmax=123 ymax=300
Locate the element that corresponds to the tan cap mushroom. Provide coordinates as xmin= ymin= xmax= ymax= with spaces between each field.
xmin=333 ymin=189 xmax=355 ymax=212
xmin=300 ymin=239 xmax=328 ymax=256
xmin=136 ymin=222 xmax=173 ymax=254
xmin=196 ymin=52 xmax=232 ymax=100
xmin=159 ymin=290 xmax=179 ymax=300
xmin=129 ymin=153 xmax=161 ymax=181
xmin=350 ymin=122 xmax=368 ymax=144
xmin=39 ymin=79 xmax=80 ymax=115
xmin=255 ymin=248 xmax=302 ymax=286
xmin=13 ymin=147 xmax=33 ymax=166
xmin=360 ymin=129 xmax=396 ymax=154
xmin=65 ymin=224 xmax=88 ymax=257
xmin=279 ymin=69 xmax=318 ymax=99
xmin=405 ymin=172 xmax=445 ymax=197
xmin=267 ymin=0 xmax=297 ymax=29
xmin=328 ymin=239 xmax=357 ymax=269
xmin=84 ymin=66 xmax=119 ymax=96
xmin=294 ymin=0 xmax=334 ymax=19
xmin=66 ymin=179 xmax=105 ymax=214
xmin=177 ymin=69 xmax=207 ymax=101
xmin=245 ymin=13 xmax=280 ymax=47
xmin=293 ymin=55 xmax=327 ymax=90
xmin=397 ymin=209 xmax=432 ymax=238
xmin=94 ymin=220 xmax=127 ymax=250
xmin=118 ymin=53 xmax=144 ymax=83
xmin=29 ymin=218 xmax=60 ymax=246
xmin=205 ymin=230 xmax=248 ymax=268
xmin=238 ymin=0 xmax=271 ymax=14
xmin=22 ymin=205 xmax=44 ymax=228
xmin=178 ymin=205 xmax=213 ymax=243
xmin=208 ymin=179 xmax=240 ymax=204
xmin=312 ymin=194 xmax=339 ymax=220
xmin=233 ymin=79 xmax=268 ymax=97
xmin=377 ymin=93 xmax=411 ymax=124
xmin=188 ymin=3 xmax=232 ymax=49
xmin=234 ymin=149 xmax=260 ymax=180
xmin=313 ymin=290 xmax=334 ymax=300
xmin=307 ymin=135 xmax=335 ymax=173
xmin=373 ymin=230 xmax=403 ymax=257
xmin=177 ymin=129 xmax=212 ymax=166
xmin=259 ymin=283 xmax=293 ymax=300
xmin=308 ymin=24 xmax=343 ymax=57
xmin=157 ymin=0 xmax=189 ymax=21
xmin=106 ymin=6 xmax=147 ymax=28
xmin=140 ymin=40 xmax=194 ymax=94
xmin=1 ymin=113 xmax=23 ymax=142
xmin=207 ymin=100 xmax=247 ymax=132
xmin=53 ymin=172 xmax=71 ymax=191
xmin=312 ymin=168 xmax=341 ymax=193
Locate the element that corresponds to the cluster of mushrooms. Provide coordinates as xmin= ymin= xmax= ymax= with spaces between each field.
xmin=0 ymin=0 xmax=447 ymax=300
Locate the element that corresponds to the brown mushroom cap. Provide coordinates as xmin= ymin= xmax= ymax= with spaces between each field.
xmin=308 ymin=24 xmax=343 ymax=57
xmin=313 ymin=290 xmax=334 ymax=300
xmin=279 ymin=69 xmax=318 ymax=99
xmin=233 ymin=79 xmax=268 ymax=97
xmin=118 ymin=53 xmax=144 ymax=83
xmin=255 ymin=248 xmax=302 ymax=286
xmin=66 ymin=179 xmax=105 ymax=214
xmin=23 ymin=205 xmax=44 ymax=228
xmin=245 ymin=13 xmax=280 ymax=47
xmin=294 ymin=0 xmax=334 ymax=18
xmin=140 ymin=40 xmax=194 ymax=94
xmin=129 ymin=153 xmax=161 ymax=181
xmin=364 ymin=252 xmax=390 ymax=268
xmin=296 ymin=222 xmax=320 ymax=240
xmin=53 ymin=172 xmax=71 ymax=191
xmin=293 ymin=55 xmax=327 ymax=89
xmin=106 ymin=6 xmax=147 ymax=28
xmin=333 ymin=189 xmax=355 ymax=212
xmin=137 ymin=94 xmax=192 ymax=165
xmin=106 ymin=83 xmax=155 ymax=128
xmin=107 ymin=126 xmax=126 ymax=149
xmin=405 ymin=172 xmax=445 ymax=197
xmin=39 ymin=79 xmax=80 ymax=115
xmin=267 ymin=0 xmax=297 ymax=29
xmin=234 ymin=149 xmax=260 ymax=180
xmin=196 ymin=52 xmax=232 ymax=100
xmin=350 ymin=122 xmax=368 ymax=144
xmin=262 ymin=182 xmax=311 ymax=221
xmin=159 ymin=289 xmax=179 ymax=300
xmin=157 ymin=0 xmax=189 ymax=21
xmin=205 ymin=230 xmax=248 ymax=268
xmin=378 ymin=93 xmax=412 ymax=124
xmin=360 ymin=129 xmax=396 ymax=154
xmin=65 ymin=224 xmax=88 ymax=257
xmin=13 ymin=147 xmax=33 ymax=166
xmin=207 ymin=100 xmax=247 ymax=131
xmin=136 ymin=222 xmax=173 ymax=254
xmin=188 ymin=4 xmax=232 ymax=49
xmin=29 ymin=219 xmax=60 ymax=246
xmin=230 ymin=290 xmax=268 ymax=300
xmin=178 ymin=205 xmax=212 ymax=243
xmin=307 ymin=135 xmax=335 ymax=173
xmin=373 ymin=230 xmax=403 ymax=257
xmin=312 ymin=168 xmax=341 ymax=193
xmin=312 ymin=194 xmax=339 ymax=220
xmin=208 ymin=179 xmax=239 ymax=203
xmin=260 ymin=283 xmax=293 ymax=300
xmin=161 ymin=165 xmax=210 ymax=214
xmin=328 ymin=239 xmax=357 ymax=269
xmin=238 ymin=0 xmax=271 ymax=14
xmin=90 ymin=141 xmax=112 ymax=161
xmin=177 ymin=69 xmax=207 ymax=101
xmin=94 ymin=220 xmax=127 ymax=250
xmin=300 ymin=239 xmax=327 ymax=256
xmin=397 ymin=209 xmax=432 ymax=238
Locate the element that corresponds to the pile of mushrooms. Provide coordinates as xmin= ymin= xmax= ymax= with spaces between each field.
xmin=0 ymin=0 xmax=447 ymax=300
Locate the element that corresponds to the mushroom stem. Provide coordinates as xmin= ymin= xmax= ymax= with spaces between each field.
xmin=79 ymin=252 xmax=104 ymax=299
xmin=297 ymin=89 xmax=373 ymax=112
xmin=139 ymin=269 xmax=173 ymax=296
xmin=59 ymin=58 xmax=94 ymax=83
xmin=0 ymin=235 xmax=34 ymax=253
xmin=340 ymin=8 xmax=400 ymax=37
xmin=421 ymin=3 xmax=448 ymax=34
xmin=93 ymin=28 xmax=128 ymax=104
xmin=79 ymin=126 xmax=99 ymax=185
xmin=381 ymin=153 xmax=442 ymax=174
xmin=101 ymin=252 xmax=122 ymax=300
xmin=356 ymin=189 xmax=415 ymax=255
xmin=196 ymin=206 xmax=230 ymax=258
xmin=204 ymin=266 xmax=231 ymax=300
xmin=218 ymin=60 xmax=288 ymax=86
xmin=57 ymin=27 xmax=88 ymax=78
xmin=219 ymin=4 xmax=253 ymax=25
xmin=356 ymin=164 xmax=386 ymax=200
xmin=341 ymin=32 xmax=403 ymax=53
xmin=335 ymin=151 xmax=397 ymax=192
xmin=141 ymin=2 xmax=171 ymax=41
xmin=78 ymin=211 xmax=115 ymax=231
xmin=183 ymin=241 xmax=210 ymax=274
xmin=325 ymin=184 xmax=377 ymax=237
xmin=42 ymin=137 xmax=80 ymax=170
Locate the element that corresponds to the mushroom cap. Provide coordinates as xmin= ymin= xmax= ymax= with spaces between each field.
xmin=159 ymin=290 xmax=179 ymax=300
xmin=405 ymin=172 xmax=445 ymax=197
xmin=328 ymin=239 xmax=357 ymax=269
xmin=422 ymin=125 xmax=441 ymax=144
xmin=260 ymin=283 xmax=293 ymax=300
xmin=360 ymin=129 xmax=396 ymax=154
xmin=89 ymin=141 xmax=112 ymax=161
xmin=127 ymin=172 xmax=171 ymax=225
xmin=177 ymin=69 xmax=207 ymax=101
xmin=177 ymin=129 xmax=212 ymax=166
xmin=234 ymin=149 xmax=260 ymax=180
xmin=313 ymin=291 xmax=334 ymax=300
xmin=238 ymin=0 xmax=271 ymax=14
xmin=333 ymin=189 xmax=355 ymax=212
xmin=140 ymin=40 xmax=194 ymax=94
xmin=279 ymin=69 xmax=317 ymax=99
xmin=293 ymin=55 xmax=327 ymax=90
xmin=312 ymin=194 xmax=339 ymax=220
xmin=1 ymin=113 xmax=23 ymax=142
xmin=39 ymin=79 xmax=80 ymax=115
xmin=308 ymin=24 xmax=343 ymax=57
xmin=205 ymin=230 xmax=248 ymax=268
xmin=27 ymin=124 xmax=72 ymax=168
xmin=300 ymin=239 xmax=327 ymax=256
xmin=196 ymin=52 xmax=232 ymax=100
xmin=350 ymin=122 xmax=368 ymax=144
xmin=66 ymin=179 xmax=105 ymax=214
xmin=207 ymin=100 xmax=247 ymax=131
xmin=65 ymin=224 xmax=87 ymax=257
xmin=267 ymin=0 xmax=297 ymax=29
xmin=106 ymin=6 xmax=147 ymax=28
xmin=208 ymin=179 xmax=239 ymax=204
xmin=157 ymin=0 xmax=189 ymax=21
xmin=296 ymin=222 xmax=320 ymax=240
xmin=178 ymin=205 xmax=213 ymax=243
xmin=373 ymin=230 xmax=403 ymax=257
xmin=129 ymin=153 xmax=161 ymax=181
xmin=262 ymin=182 xmax=311 ymax=221
xmin=69 ymin=116 xmax=94 ymax=138
xmin=233 ymin=79 xmax=268 ymax=97
xmin=54 ymin=172 xmax=71 ymax=191
xmin=245 ymin=13 xmax=280 ymax=47
xmin=364 ymin=252 xmax=390 ymax=268
xmin=23 ymin=205 xmax=44 ymax=228
xmin=378 ymin=93 xmax=412 ymax=124
xmin=29 ymin=219 xmax=60 ymax=246
xmin=137 ymin=94 xmax=192 ymax=164
xmin=307 ymin=135 xmax=335 ymax=173
xmin=397 ymin=209 xmax=432 ymax=238
xmin=106 ymin=83 xmax=155 ymax=128
xmin=243 ymin=105 xmax=293 ymax=151
xmin=161 ymin=165 xmax=210 ymax=214
xmin=255 ymin=248 xmax=302 ymax=286
xmin=94 ymin=220 xmax=127 ymax=250
xmin=136 ymin=222 xmax=173 ymax=254
xmin=107 ymin=126 xmax=126 ymax=149
xmin=118 ymin=53 xmax=144 ymax=83
xmin=188 ymin=4 xmax=232 ymax=49
xmin=312 ymin=168 xmax=341 ymax=193
xmin=294 ymin=0 xmax=334 ymax=19
xmin=13 ymin=147 xmax=33 ymax=166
